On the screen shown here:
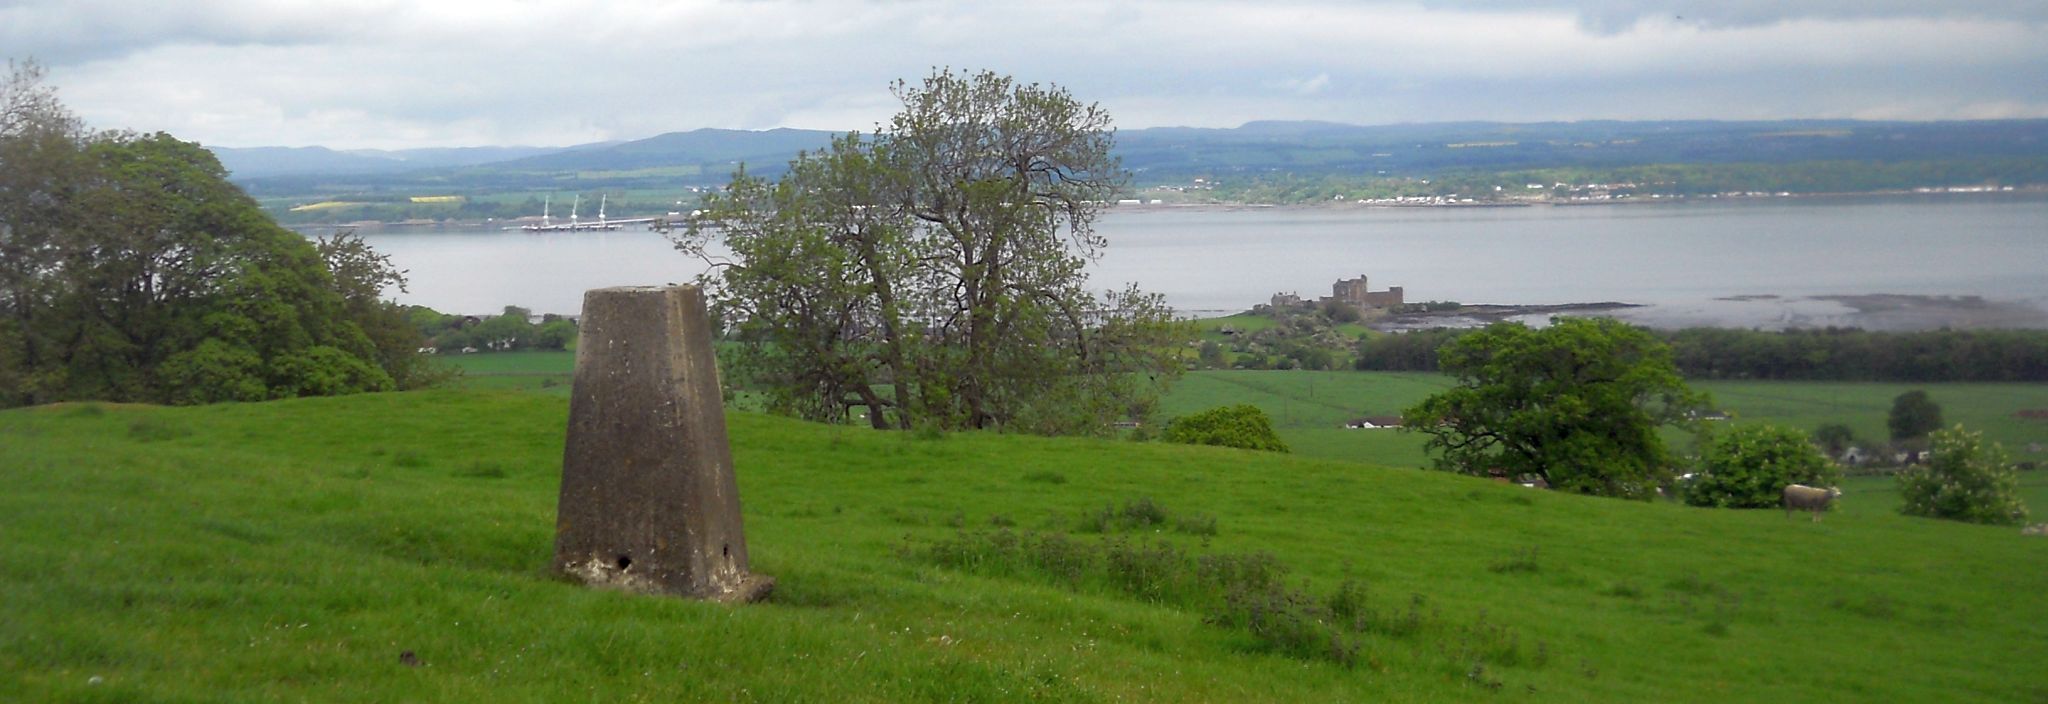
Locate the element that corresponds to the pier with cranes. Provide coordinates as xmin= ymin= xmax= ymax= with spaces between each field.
xmin=513 ymin=193 xmax=661 ymax=232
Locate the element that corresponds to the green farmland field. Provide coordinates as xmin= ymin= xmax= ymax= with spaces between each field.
xmin=441 ymin=354 xmax=2048 ymax=469
xmin=1157 ymin=370 xmax=2048 ymax=469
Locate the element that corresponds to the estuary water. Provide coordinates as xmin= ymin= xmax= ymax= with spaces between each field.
xmin=334 ymin=193 xmax=2048 ymax=330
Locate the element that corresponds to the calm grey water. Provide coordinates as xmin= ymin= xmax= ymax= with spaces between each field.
xmin=337 ymin=194 xmax=2048 ymax=329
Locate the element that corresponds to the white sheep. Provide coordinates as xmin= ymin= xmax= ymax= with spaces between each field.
xmin=1782 ymin=484 xmax=1842 ymax=522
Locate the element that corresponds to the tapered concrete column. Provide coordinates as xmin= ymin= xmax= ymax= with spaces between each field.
xmin=553 ymin=285 xmax=771 ymax=602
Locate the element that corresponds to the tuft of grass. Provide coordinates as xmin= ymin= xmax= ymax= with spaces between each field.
xmin=1487 ymin=547 xmax=1542 ymax=574
xmin=1021 ymin=470 xmax=1067 ymax=484
xmin=453 ymin=461 xmax=507 ymax=479
xmin=1602 ymin=582 xmax=1645 ymax=599
xmin=1830 ymin=594 xmax=1899 ymax=620
xmin=126 ymin=417 xmax=191 ymax=442
xmin=910 ymin=524 xmax=1528 ymax=674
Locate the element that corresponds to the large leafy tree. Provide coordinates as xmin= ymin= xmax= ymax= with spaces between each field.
xmin=1402 ymin=318 xmax=1709 ymax=499
xmin=0 ymin=60 xmax=425 ymax=407
xmin=677 ymin=70 xmax=1182 ymax=434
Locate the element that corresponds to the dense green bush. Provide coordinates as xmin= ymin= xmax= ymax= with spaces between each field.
xmin=1897 ymin=426 xmax=2030 ymax=526
xmin=1161 ymin=404 xmax=1289 ymax=453
xmin=1685 ymin=424 xmax=1840 ymax=508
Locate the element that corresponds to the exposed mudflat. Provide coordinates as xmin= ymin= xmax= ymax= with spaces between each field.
xmin=1369 ymin=294 xmax=2048 ymax=332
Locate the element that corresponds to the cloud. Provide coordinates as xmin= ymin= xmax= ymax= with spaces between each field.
xmin=1278 ymin=73 xmax=1332 ymax=96
xmin=1413 ymin=0 xmax=2048 ymax=33
xmin=4 ymin=0 xmax=2043 ymax=148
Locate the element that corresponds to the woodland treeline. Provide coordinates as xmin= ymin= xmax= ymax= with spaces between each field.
xmin=1357 ymin=326 xmax=2048 ymax=382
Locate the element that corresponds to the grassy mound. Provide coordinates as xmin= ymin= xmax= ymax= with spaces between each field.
xmin=3 ymin=391 xmax=2043 ymax=701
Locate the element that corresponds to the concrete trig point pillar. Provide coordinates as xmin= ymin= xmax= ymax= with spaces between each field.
xmin=554 ymin=285 xmax=772 ymax=602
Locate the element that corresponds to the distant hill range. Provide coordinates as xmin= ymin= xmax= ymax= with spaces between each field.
xmin=214 ymin=118 xmax=2048 ymax=199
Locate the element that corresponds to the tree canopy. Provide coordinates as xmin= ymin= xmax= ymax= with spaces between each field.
xmin=1401 ymin=318 xmax=1708 ymax=499
xmin=675 ymin=69 xmax=1182 ymax=434
xmin=0 ymin=60 xmax=427 ymax=407
xmin=1887 ymin=390 xmax=1944 ymax=442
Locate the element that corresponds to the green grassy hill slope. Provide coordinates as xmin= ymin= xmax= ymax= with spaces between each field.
xmin=4 ymin=391 xmax=2044 ymax=701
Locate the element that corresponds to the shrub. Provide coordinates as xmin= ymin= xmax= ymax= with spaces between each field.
xmin=1161 ymin=404 xmax=1289 ymax=453
xmin=1897 ymin=425 xmax=2030 ymax=525
xmin=1686 ymin=424 xmax=1840 ymax=508
xmin=1812 ymin=423 xmax=1855 ymax=458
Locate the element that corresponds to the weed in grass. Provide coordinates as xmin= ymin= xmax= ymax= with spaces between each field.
xmin=1829 ymin=594 xmax=1900 ymax=620
xmin=1444 ymin=610 xmax=1524 ymax=667
xmin=944 ymin=511 xmax=966 ymax=529
xmin=909 ymin=525 xmax=1538 ymax=674
xmin=1021 ymin=470 xmax=1066 ymax=484
xmin=197 ymin=519 xmax=274 ymax=545
xmin=1077 ymin=497 xmax=1219 ymax=536
xmin=1377 ymin=594 xmax=1433 ymax=639
xmin=1666 ymin=572 xmax=1725 ymax=596
xmin=1326 ymin=579 xmax=1370 ymax=623
xmin=1466 ymin=661 xmax=1504 ymax=691
xmin=988 ymin=514 xmax=1015 ymax=528
xmin=1195 ymin=552 xmax=1284 ymax=595
xmin=1601 ymin=582 xmax=1644 ymax=599
xmin=1103 ymin=536 xmax=1193 ymax=602
xmin=1212 ymin=579 xmax=1350 ymax=666
xmin=126 ymin=417 xmax=191 ymax=442
xmin=1488 ymin=547 xmax=1542 ymax=574
xmin=1024 ymin=532 xmax=1095 ymax=587
xmin=390 ymin=449 xmax=427 ymax=468
xmin=455 ymin=461 xmax=507 ymax=479
xmin=1173 ymin=512 xmax=1219 ymax=536
xmin=1464 ymin=488 xmax=1536 ymax=507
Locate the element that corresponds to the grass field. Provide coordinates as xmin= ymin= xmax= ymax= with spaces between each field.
xmin=4 ymin=391 xmax=2046 ymax=701
xmin=1157 ymin=370 xmax=2048 ymax=469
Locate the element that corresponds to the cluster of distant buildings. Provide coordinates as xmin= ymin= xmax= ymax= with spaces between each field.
xmin=1270 ymin=274 xmax=1405 ymax=310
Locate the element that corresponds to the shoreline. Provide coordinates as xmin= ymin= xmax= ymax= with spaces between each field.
xmin=284 ymin=186 xmax=2048 ymax=230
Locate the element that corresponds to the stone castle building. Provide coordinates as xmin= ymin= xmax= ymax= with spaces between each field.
xmin=1328 ymin=274 xmax=1404 ymax=309
xmin=1269 ymin=275 xmax=1405 ymax=311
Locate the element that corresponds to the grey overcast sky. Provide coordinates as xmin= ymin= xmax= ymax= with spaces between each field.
xmin=6 ymin=0 xmax=2045 ymax=150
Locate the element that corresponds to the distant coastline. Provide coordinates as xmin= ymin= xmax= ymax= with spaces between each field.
xmin=291 ymin=185 xmax=2048 ymax=231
